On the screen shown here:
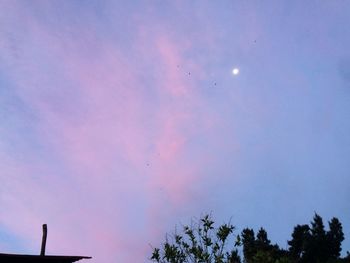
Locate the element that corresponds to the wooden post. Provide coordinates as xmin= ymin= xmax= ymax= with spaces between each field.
xmin=40 ymin=224 xmax=47 ymax=256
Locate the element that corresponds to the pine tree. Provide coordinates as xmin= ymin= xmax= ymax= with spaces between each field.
xmin=241 ymin=228 xmax=256 ymax=262
xmin=288 ymin=224 xmax=310 ymax=260
xmin=327 ymin=217 xmax=344 ymax=259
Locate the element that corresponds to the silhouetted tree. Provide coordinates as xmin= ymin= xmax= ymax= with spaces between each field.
xmin=150 ymin=214 xmax=240 ymax=263
xmin=287 ymin=213 xmax=346 ymax=263
xmin=241 ymin=228 xmax=256 ymax=262
xmin=327 ymin=217 xmax=345 ymax=259
xmin=241 ymin=227 xmax=288 ymax=263
xmin=256 ymin=228 xmax=271 ymax=251
xmin=288 ymin=224 xmax=310 ymax=260
xmin=149 ymin=213 xmax=348 ymax=263
xmin=311 ymin=213 xmax=327 ymax=260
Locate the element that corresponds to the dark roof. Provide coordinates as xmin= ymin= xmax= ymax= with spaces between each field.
xmin=0 ymin=253 xmax=91 ymax=263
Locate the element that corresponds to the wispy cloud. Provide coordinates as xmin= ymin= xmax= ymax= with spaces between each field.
xmin=0 ymin=2 xmax=224 ymax=261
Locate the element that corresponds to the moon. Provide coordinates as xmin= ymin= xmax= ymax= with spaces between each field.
xmin=232 ymin=68 xmax=239 ymax=75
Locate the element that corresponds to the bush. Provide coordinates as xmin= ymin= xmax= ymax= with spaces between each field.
xmin=150 ymin=214 xmax=241 ymax=263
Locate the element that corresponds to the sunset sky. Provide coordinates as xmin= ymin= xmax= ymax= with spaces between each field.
xmin=1 ymin=1 xmax=350 ymax=262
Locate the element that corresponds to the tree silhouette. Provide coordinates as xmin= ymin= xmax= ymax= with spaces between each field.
xmin=150 ymin=214 xmax=240 ymax=263
xmin=327 ymin=217 xmax=345 ymax=259
xmin=150 ymin=213 xmax=347 ymax=263
xmin=288 ymin=224 xmax=310 ymax=260
xmin=241 ymin=227 xmax=288 ymax=263
xmin=241 ymin=228 xmax=256 ymax=262
xmin=287 ymin=213 xmax=345 ymax=263
xmin=256 ymin=228 xmax=271 ymax=251
xmin=307 ymin=213 xmax=327 ymax=261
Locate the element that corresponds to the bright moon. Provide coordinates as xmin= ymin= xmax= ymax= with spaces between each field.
xmin=232 ymin=68 xmax=239 ymax=75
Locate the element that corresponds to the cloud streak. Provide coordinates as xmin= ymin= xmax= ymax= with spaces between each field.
xmin=0 ymin=2 xmax=223 ymax=261
xmin=1 ymin=1 xmax=350 ymax=262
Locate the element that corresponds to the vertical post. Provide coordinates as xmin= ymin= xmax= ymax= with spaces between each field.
xmin=40 ymin=224 xmax=47 ymax=256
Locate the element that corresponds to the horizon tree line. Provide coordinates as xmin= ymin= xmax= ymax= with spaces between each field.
xmin=150 ymin=213 xmax=349 ymax=263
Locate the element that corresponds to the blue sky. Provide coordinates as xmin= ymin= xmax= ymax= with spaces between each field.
xmin=0 ymin=1 xmax=349 ymax=262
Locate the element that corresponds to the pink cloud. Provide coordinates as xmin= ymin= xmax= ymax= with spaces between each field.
xmin=0 ymin=4 xmax=222 ymax=262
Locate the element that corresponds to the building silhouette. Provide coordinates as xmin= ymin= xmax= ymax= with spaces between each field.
xmin=0 ymin=253 xmax=91 ymax=263
xmin=0 ymin=225 xmax=91 ymax=263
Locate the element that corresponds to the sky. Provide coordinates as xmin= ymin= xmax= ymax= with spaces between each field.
xmin=0 ymin=1 xmax=350 ymax=262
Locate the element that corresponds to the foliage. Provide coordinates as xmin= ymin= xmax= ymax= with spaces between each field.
xmin=150 ymin=214 xmax=240 ymax=263
xmin=240 ymin=227 xmax=289 ymax=263
xmin=287 ymin=213 xmax=345 ymax=263
xmin=328 ymin=218 xmax=345 ymax=258
xmin=288 ymin=224 xmax=310 ymax=259
xmin=150 ymin=213 xmax=347 ymax=263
